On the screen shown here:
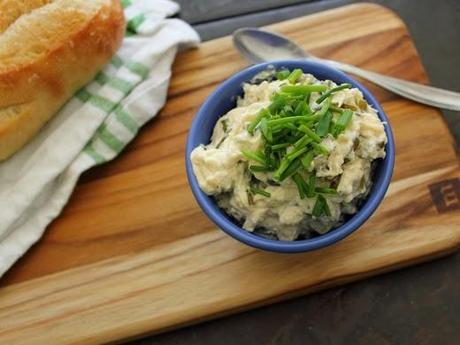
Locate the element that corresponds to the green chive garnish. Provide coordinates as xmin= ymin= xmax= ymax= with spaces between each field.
xmin=271 ymin=143 xmax=290 ymax=151
xmin=278 ymin=158 xmax=302 ymax=181
xmin=286 ymin=146 xmax=309 ymax=161
xmin=298 ymin=125 xmax=321 ymax=143
xmin=293 ymin=134 xmax=312 ymax=149
xmin=287 ymin=69 xmax=303 ymax=84
xmin=312 ymin=195 xmax=330 ymax=217
xmin=267 ymin=115 xmax=312 ymax=127
xmin=301 ymin=151 xmax=314 ymax=170
xmin=316 ymin=111 xmax=332 ymax=137
xmin=242 ymin=150 xmax=266 ymax=165
xmin=250 ymin=187 xmax=271 ymax=198
xmin=292 ymin=173 xmax=308 ymax=199
xmin=248 ymin=109 xmax=268 ymax=134
xmin=282 ymin=84 xmax=328 ymax=94
xmin=276 ymin=70 xmax=290 ymax=80
xmin=333 ymin=109 xmax=353 ymax=137
xmin=315 ymin=97 xmax=331 ymax=117
xmin=244 ymin=71 xmax=355 ymax=202
xmin=311 ymin=143 xmax=329 ymax=155
xmin=316 ymin=83 xmax=352 ymax=104
xmin=330 ymin=105 xmax=344 ymax=113
xmin=259 ymin=117 xmax=273 ymax=143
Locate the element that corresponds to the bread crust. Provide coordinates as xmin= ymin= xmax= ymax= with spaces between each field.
xmin=0 ymin=0 xmax=125 ymax=160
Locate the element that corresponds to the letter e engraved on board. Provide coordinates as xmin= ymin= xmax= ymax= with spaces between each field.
xmin=428 ymin=178 xmax=460 ymax=213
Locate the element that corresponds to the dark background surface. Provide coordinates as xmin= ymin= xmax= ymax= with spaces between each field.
xmin=130 ymin=1 xmax=460 ymax=344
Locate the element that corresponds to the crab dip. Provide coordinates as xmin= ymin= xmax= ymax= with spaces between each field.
xmin=190 ymin=69 xmax=387 ymax=241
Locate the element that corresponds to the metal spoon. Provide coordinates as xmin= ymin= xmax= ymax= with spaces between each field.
xmin=233 ymin=28 xmax=460 ymax=111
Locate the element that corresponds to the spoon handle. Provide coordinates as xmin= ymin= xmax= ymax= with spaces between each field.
xmin=318 ymin=58 xmax=460 ymax=111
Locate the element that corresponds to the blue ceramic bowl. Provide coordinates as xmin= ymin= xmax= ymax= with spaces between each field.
xmin=186 ymin=60 xmax=395 ymax=253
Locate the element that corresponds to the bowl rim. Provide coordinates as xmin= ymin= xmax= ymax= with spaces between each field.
xmin=185 ymin=60 xmax=395 ymax=253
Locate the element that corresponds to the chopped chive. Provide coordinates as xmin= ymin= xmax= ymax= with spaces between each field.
xmin=271 ymin=143 xmax=290 ymax=150
xmin=292 ymin=173 xmax=308 ymax=199
xmin=286 ymin=146 xmax=309 ymax=161
xmin=259 ymin=117 xmax=273 ymax=142
xmin=283 ymin=105 xmax=294 ymax=114
xmin=271 ymin=125 xmax=285 ymax=134
xmin=333 ymin=109 xmax=353 ymax=137
xmin=315 ymin=187 xmax=338 ymax=195
xmin=312 ymin=196 xmax=323 ymax=217
xmin=301 ymin=151 xmax=314 ymax=169
xmin=298 ymin=125 xmax=321 ymax=143
xmin=275 ymin=157 xmax=301 ymax=181
xmin=282 ymin=84 xmax=328 ymax=94
xmin=285 ymin=123 xmax=298 ymax=131
xmin=316 ymin=83 xmax=352 ymax=104
xmin=323 ymin=197 xmax=331 ymax=216
xmin=311 ymin=142 xmax=329 ymax=155
xmin=293 ymin=134 xmax=312 ymax=149
xmin=336 ymin=109 xmax=354 ymax=126
xmin=307 ymin=174 xmax=316 ymax=198
xmin=274 ymin=158 xmax=291 ymax=180
xmin=276 ymin=70 xmax=290 ymax=80
xmin=269 ymin=99 xmax=287 ymax=114
xmin=248 ymin=109 xmax=268 ymax=134
xmin=264 ymin=146 xmax=277 ymax=169
xmin=294 ymin=101 xmax=306 ymax=116
xmin=266 ymin=115 xmax=311 ymax=127
xmin=330 ymin=105 xmax=344 ymax=113
xmin=316 ymin=111 xmax=333 ymax=137
xmin=249 ymin=165 xmax=273 ymax=173
xmin=287 ymin=69 xmax=303 ymax=84
xmin=315 ymin=97 xmax=331 ymax=117
xmin=303 ymin=113 xmax=323 ymax=124
xmin=242 ymin=150 xmax=266 ymax=165
xmin=279 ymin=158 xmax=302 ymax=181
xmin=312 ymin=195 xmax=330 ymax=217
xmin=304 ymin=92 xmax=312 ymax=111
xmin=250 ymin=187 xmax=271 ymax=198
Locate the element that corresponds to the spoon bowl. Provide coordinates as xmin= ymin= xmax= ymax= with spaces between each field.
xmin=233 ymin=28 xmax=308 ymax=63
xmin=233 ymin=27 xmax=460 ymax=111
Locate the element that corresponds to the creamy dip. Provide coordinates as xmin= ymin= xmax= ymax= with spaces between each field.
xmin=191 ymin=70 xmax=387 ymax=240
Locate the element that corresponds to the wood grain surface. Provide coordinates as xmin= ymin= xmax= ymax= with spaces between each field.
xmin=1 ymin=4 xmax=459 ymax=344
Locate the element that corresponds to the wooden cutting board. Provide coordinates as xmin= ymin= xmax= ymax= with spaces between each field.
xmin=1 ymin=4 xmax=460 ymax=344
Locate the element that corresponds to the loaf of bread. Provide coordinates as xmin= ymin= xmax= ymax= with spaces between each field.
xmin=0 ymin=0 xmax=125 ymax=161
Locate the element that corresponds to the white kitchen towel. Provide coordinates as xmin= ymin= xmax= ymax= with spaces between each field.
xmin=0 ymin=0 xmax=200 ymax=277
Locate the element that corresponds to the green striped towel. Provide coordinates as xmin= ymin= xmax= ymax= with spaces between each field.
xmin=0 ymin=0 xmax=200 ymax=276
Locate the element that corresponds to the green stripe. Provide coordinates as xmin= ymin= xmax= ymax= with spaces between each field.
xmin=84 ymin=145 xmax=106 ymax=164
xmin=127 ymin=13 xmax=146 ymax=32
xmin=110 ymin=55 xmax=123 ymax=68
xmin=89 ymin=94 xmax=116 ymax=113
xmin=125 ymin=29 xmax=136 ymax=37
xmin=95 ymin=72 xmax=109 ymax=85
xmin=95 ymin=72 xmax=134 ymax=94
xmin=97 ymin=124 xmax=125 ymax=153
xmin=75 ymin=89 xmax=91 ymax=102
xmin=121 ymin=0 xmax=132 ymax=8
xmin=108 ymin=77 xmax=134 ymax=94
xmin=109 ymin=55 xmax=149 ymax=79
xmin=76 ymin=90 xmax=116 ymax=112
xmin=125 ymin=61 xmax=149 ymax=79
xmin=114 ymin=105 xmax=139 ymax=134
